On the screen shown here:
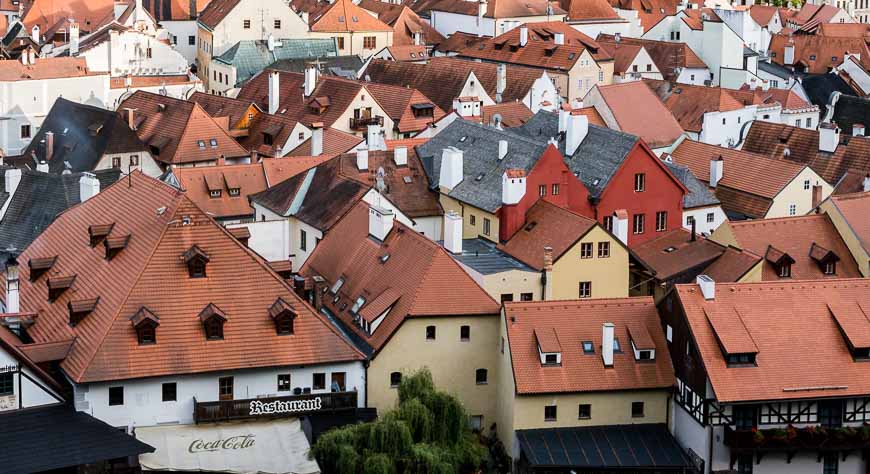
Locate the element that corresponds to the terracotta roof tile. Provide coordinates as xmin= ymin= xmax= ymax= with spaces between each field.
xmin=597 ymin=34 xmax=706 ymax=81
xmin=286 ymin=128 xmax=363 ymax=157
xmin=595 ymin=82 xmax=684 ymax=148
xmin=632 ymin=228 xmax=726 ymax=281
xmin=505 ymin=297 xmax=674 ymax=395
xmin=172 ymin=163 xmax=267 ymax=219
xmin=434 ymin=31 xmax=489 ymax=54
xmin=310 ymin=0 xmax=392 ymax=32
xmin=145 ymin=0 xmax=212 ymax=21
xmin=700 ymin=246 xmax=761 ymax=282
xmin=643 ymin=80 xmax=745 ymax=133
xmin=261 ymin=155 xmax=332 ymax=185
xmin=23 ymin=0 xmax=115 ymax=34
xmin=0 ymin=57 xmax=97 ymax=81
xmin=481 ymin=102 xmax=534 ymax=128
xmin=560 ymin=0 xmax=621 ymax=21
xmin=198 ymin=0 xmax=241 ymax=29
xmin=828 ymin=192 xmax=870 ymax=255
xmin=769 ymin=34 xmax=870 ymax=74
xmin=359 ymin=1 xmax=446 ymax=46
xmin=190 ymin=92 xmax=258 ymax=129
xmin=110 ymin=74 xmax=197 ymax=89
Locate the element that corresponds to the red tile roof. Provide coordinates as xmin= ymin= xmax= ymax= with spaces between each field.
xmin=817 ymin=22 xmax=870 ymax=37
xmin=411 ymin=0 xmax=564 ymax=18
xmin=198 ymin=0 xmax=241 ymax=29
xmin=172 ymin=163 xmax=268 ymax=219
xmin=768 ymin=34 xmax=870 ymax=74
xmin=504 ymin=297 xmax=674 ymax=395
xmin=644 ymin=80 xmax=745 ymax=133
xmin=828 ymin=191 xmax=870 ymax=256
xmin=0 ymin=57 xmax=98 ymax=81
xmin=748 ymin=5 xmax=782 ymax=26
xmin=727 ymin=214 xmax=862 ymax=280
xmin=286 ymin=127 xmax=363 ymax=157
xmin=481 ymin=102 xmax=534 ymax=128
xmin=0 ymin=325 xmax=65 ymax=392
xmin=23 ymin=0 xmax=115 ymax=34
xmin=300 ymin=201 xmax=499 ymax=353
xmin=434 ymin=31 xmax=489 ymax=54
xmin=145 ymin=0 xmax=212 ymax=21
xmin=190 ymin=92 xmax=259 ymax=129
xmin=110 ymin=74 xmax=198 ymax=89
xmin=594 ymin=82 xmax=684 ymax=148
xmin=632 ymin=228 xmax=728 ymax=281
xmin=560 ymin=0 xmax=621 ymax=21
xmin=674 ymin=278 xmax=870 ymax=402
xmin=358 ymin=1 xmax=446 ymax=46
xmin=18 ymin=172 xmax=364 ymax=383
xmin=700 ymin=245 xmax=762 ymax=282
xmin=262 ymin=156 xmax=333 ymax=186
xmin=309 ymin=0 xmax=392 ymax=32
xmin=597 ymin=34 xmax=706 ymax=81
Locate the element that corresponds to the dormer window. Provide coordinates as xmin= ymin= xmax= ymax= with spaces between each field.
xmin=628 ymin=323 xmax=656 ymax=361
xmin=130 ymin=306 xmax=159 ymax=345
xmin=228 ymin=188 xmax=240 ymax=197
xmin=104 ymin=234 xmax=130 ymax=261
xmin=765 ymin=245 xmax=794 ymax=278
xmin=726 ymin=353 xmax=756 ymax=365
xmin=535 ymin=327 xmax=561 ymax=366
xmin=209 ymin=138 xmax=218 ymax=148
xmin=544 ymin=353 xmax=558 ymax=365
xmin=28 ymin=256 xmax=57 ymax=281
xmin=198 ymin=303 xmax=226 ymax=340
xmin=351 ymin=296 xmax=366 ymax=314
xmin=68 ymin=297 xmax=99 ymax=327
xmin=269 ymin=297 xmax=297 ymax=335
xmin=197 ymin=140 xmax=206 ymax=150
xmin=810 ymin=242 xmax=840 ymax=276
xmin=47 ymin=275 xmax=76 ymax=301
xmin=705 ymin=306 xmax=759 ymax=368
xmin=89 ymin=223 xmax=114 ymax=247
xmin=582 ymin=341 xmax=594 ymax=354
xmin=209 ymin=189 xmax=221 ymax=198
xmin=778 ymin=263 xmax=792 ymax=278
xmin=183 ymin=245 xmax=209 ymax=278
xmin=330 ymin=277 xmax=345 ymax=294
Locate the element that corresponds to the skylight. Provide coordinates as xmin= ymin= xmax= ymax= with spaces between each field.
xmin=197 ymin=140 xmax=206 ymax=149
xmin=351 ymin=296 xmax=366 ymax=313
xmin=330 ymin=277 xmax=345 ymax=294
xmin=209 ymin=138 xmax=218 ymax=148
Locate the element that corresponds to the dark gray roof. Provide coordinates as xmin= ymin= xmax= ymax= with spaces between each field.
xmin=214 ymin=39 xmax=339 ymax=86
xmin=758 ymin=60 xmax=794 ymax=80
xmin=445 ymin=238 xmax=535 ymax=275
xmin=802 ymin=73 xmax=859 ymax=117
xmin=0 ymin=168 xmax=121 ymax=257
xmin=829 ymin=93 xmax=870 ymax=136
xmin=268 ymin=56 xmax=364 ymax=78
xmin=14 ymin=98 xmax=145 ymax=174
xmin=663 ymin=160 xmax=720 ymax=209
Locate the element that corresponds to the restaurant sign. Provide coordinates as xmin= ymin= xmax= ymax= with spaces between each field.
xmin=249 ymin=397 xmax=322 ymax=416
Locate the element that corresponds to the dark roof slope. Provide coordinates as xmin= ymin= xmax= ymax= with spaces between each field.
xmin=829 ymin=93 xmax=870 ymax=136
xmin=662 ymin=160 xmax=720 ymax=209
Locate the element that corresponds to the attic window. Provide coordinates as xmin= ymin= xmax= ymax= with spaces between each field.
xmin=89 ymin=223 xmax=115 ymax=247
xmin=198 ymin=303 xmax=227 ymax=340
xmin=209 ymin=138 xmax=218 ymax=148
xmin=380 ymin=254 xmax=390 ymax=264
xmin=810 ymin=242 xmax=840 ymax=275
xmin=228 ymin=188 xmax=240 ymax=197
xmin=568 ymin=53 xmax=576 ymax=60
xmin=198 ymin=140 xmax=206 ymax=149
xmin=351 ymin=296 xmax=366 ymax=314
xmin=524 ymin=222 xmax=537 ymax=232
xmin=269 ymin=297 xmax=297 ymax=335
xmin=459 ymin=136 xmax=467 ymax=142
xmin=130 ymin=306 xmax=159 ymax=345
xmin=47 ymin=275 xmax=76 ymax=301
xmin=338 ymin=15 xmax=345 ymax=22
xmin=475 ymin=173 xmax=484 ymax=182
xmin=726 ymin=353 xmax=756 ymax=365
xmin=104 ymin=234 xmax=131 ymax=261
xmin=28 ymin=256 xmax=57 ymax=281
xmin=183 ymin=245 xmax=209 ymax=278
xmin=582 ymin=341 xmax=594 ymax=354
xmin=663 ymin=246 xmax=677 ymax=253
xmin=210 ymin=189 xmax=222 ymax=198
xmin=68 ymin=297 xmax=99 ymax=327
xmin=331 ymin=277 xmax=345 ymax=294
xmin=809 ymin=54 xmax=816 ymax=60
xmin=352 ymin=16 xmax=358 ymax=22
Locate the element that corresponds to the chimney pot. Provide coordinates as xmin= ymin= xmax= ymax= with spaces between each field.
xmin=356 ymin=146 xmax=369 ymax=171
xmin=4 ymin=168 xmax=22 ymax=198
xmin=311 ymin=124 xmax=324 ymax=156
xmin=697 ymin=275 xmax=715 ymax=300
xmin=519 ymin=26 xmax=528 ymax=47
xmin=443 ymin=211 xmax=463 ymax=254
xmin=439 ymin=147 xmax=464 ymax=191
xmin=268 ymin=71 xmax=280 ymax=115
xmin=863 ymin=174 xmax=870 ymax=193
xmin=565 ymin=112 xmax=588 ymax=156
xmin=79 ymin=172 xmax=100 ymax=202
xmin=36 ymin=161 xmax=48 ymax=173
xmin=303 ymin=65 xmax=317 ymax=98
xmin=45 ymin=131 xmax=54 ymax=162
xmin=498 ymin=139 xmax=508 ymax=160
xmin=4 ymin=258 xmax=19 ymax=314
xmin=368 ymin=205 xmax=394 ymax=241
xmin=853 ymin=123 xmax=865 ymax=137
xmin=819 ymin=123 xmax=840 ymax=153
xmin=394 ymin=146 xmax=407 ymax=166
xmin=501 ymin=169 xmax=526 ymax=205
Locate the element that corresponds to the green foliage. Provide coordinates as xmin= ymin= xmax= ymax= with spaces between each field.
xmin=312 ymin=369 xmax=489 ymax=474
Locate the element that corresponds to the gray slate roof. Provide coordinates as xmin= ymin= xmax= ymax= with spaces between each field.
xmin=758 ymin=60 xmax=794 ymax=80
xmin=663 ymin=160 xmax=720 ymax=209
xmin=416 ymin=111 xmax=639 ymax=213
xmin=215 ymin=39 xmax=339 ymax=87
xmin=447 ymin=238 xmax=535 ymax=275
xmin=268 ymin=56 xmax=364 ymax=79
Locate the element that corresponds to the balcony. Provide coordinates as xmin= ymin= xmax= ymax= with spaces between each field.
xmin=724 ymin=424 xmax=870 ymax=453
xmin=349 ymin=115 xmax=384 ymax=131
xmin=193 ymin=391 xmax=358 ymax=424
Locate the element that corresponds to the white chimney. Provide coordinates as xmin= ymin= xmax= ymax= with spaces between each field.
xmin=558 ymin=107 xmax=569 ymax=134
xmin=565 ymin=112 xmax=588 ymax=156
xmin=761 ymin=79 xmax=770 ymax=91
xmin=267 ymin=34 xmax=276 ymax=52
xmin=863 ymin=174 xmax=870 ymax=192
xmin=5 ymin=259 xmax=19 ymax=314
xmin=69 ymin=22 xmax=80 ymax=56
xmin=853 ymin=123 xmax=865 ymax=137
xmin=443 ymin=211 xmax=463 ymax=254
xmin=697 ymin=275 xmax=715 ymax=300
xmin=79 ymin=172 xmax=100 ymax=202
xmin=519 ymin=26 xmax=528 ymax=47
xmin=31 ymin=25 xmax=39 ymax=43
xmin=710 ymin=156 xmax=723 ymax=188
xmin=413 ymin=31 xmax=422 ymax=46
xmin=268 ymin=71 xmax=280 ymax=115
xmin=394 ymin=146 xmax=407 ymax=166
xmin=368 ymin=205 xmax=394 ymax=241
xmin=498 ymin=139 xmax=508 ymax=160
xmin=819 ymin=123 xmax=840 ymax=153
xmin=554 ymin=32 xmax=564 ymax=45
xmin=4 ymin=168 xmax=21 ymax=198
xmin=304 ymin=64 xmax=317 ymax=97
xmin=367 ymin=124 xmax=385 ymax=151
xmin=613 ymin=210 xmax=628 ymax=245
xmin=439 ymin=147 xmax=464 ymax=191
xmin=496 ymin=64 xmax=506 ymax=102
xmin=502 ymin=170 xmax=526 ymax=205
xmin=784 ymin=42 xmax=795 ymax=66
xmin=36 ymin=161 xmax=49 ymax=173
xmin=602 ymin=322 xmax=615 ymax=367
xmin=543 ymin=246 xmax=554 ymax=300
xmin=477 ymin=0 xmax=487 ymax=37
xmin=311 ymin=124 xmax=324 ymax=156
xmin=356 ymin=146 xmax=369 ymax=171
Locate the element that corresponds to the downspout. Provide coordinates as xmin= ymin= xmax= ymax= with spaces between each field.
xmin=707 ymin=419 xmax=714 ymax=474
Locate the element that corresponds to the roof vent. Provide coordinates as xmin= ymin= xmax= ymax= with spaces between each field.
xmin=89 ymin=223 xmax=115 ymax=247
xmin=28 ymin=256 xmax=57 ymax=281
xmin=104 ymin=234 xmax=131 ymax=261
xmin=697 ymin=275 xmax=715 ymax=300
xmin=69 ymin=297 xmax=99 ymax=327
xmin=48 ymin=275 xmax=76 ymax=302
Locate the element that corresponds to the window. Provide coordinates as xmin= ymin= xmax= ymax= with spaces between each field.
xmin=633 ymin=65 xmax=638 ymax=72
xmin=146 ymin=47 xmax=152 ymax=58
xmin=544 ymin=353 xmax=558 ymax=365
xmin=806 ymin=117 xmax=812 ymax=128
xmin=483 ymin=218 xmax=491 ymax=236
xmin=426 ymin=325 xmax=436 ymax=340
xmin=109 ymin=386 xmax=124 ymax=406
xmin=580 ymin=242 xmax=593 ymax=259
xmin=579 ymin=281 xmax=591 ymax=298
xmin=631 ymin=401 xmax=645 ymax=417
xmin=137 ymin=325 xmax=156 ymax=344
xmin=209 ymin=138 xmax=218 ymax=148
xmin=228 ymin=188 xmax=240 ymax=197
xmin=633 ymin=214 xmax=645 ymax=234
xmin=243 ymin=19 xmax=251 ymax=29
xmin=656 ymin=211 xmax=667 ymax=232
xmin=313 ymin=373 xmax=326 ymax=390
xmin=501 ymin=293 xmax=513 ymax=303
xmin=20 ymin=124 xmax=30 ymax=139
xmin=475 ymin=368 xmax=488 ymax=385
xmin=469 ymin=215 xmax=476 ymax=226
xmin=646 ymin=64 xmax=652 ymax=72
xmin=0 ymin=372 xmax=12 ymax=395
xmin=823 ymin=454 xmax=838 ymax=474
xmin=634 ymin=173 xmax=645 ymax=192
xmin=722 ymin=117 xmax=727 ymax=126
xmin=788 ymin=204 xmax=797 ymax=216
xmin=130 ymin=155 xmax=139 ymax=166
xmin=188 ymin=35 xmax=195 ymax=46
xmin=390 ymin=372 xmax=402 ymax=387
xmin=582 ymin=341 xmax=594 ymax=354
xmin=779 ymin=263 xmax=791 ymax=278
xmin=520 ymin=292 xmax=533 ymax=301
xmin=278 ymin=374 xmax=291 ymax=391
xmin=460 ymin=325 xmax=470 ymax=341
xmin=538 ymin=184 xmax=546 ymax=197
xmin=686 ymin=215 xmax=695 ymax=226
xmin=819 ymin=400 xmax=843 ymax=428
xmin=274 ymin=19 xmax=281 ymax=29
xmin=810 ymin=54 xmax=817 ymax=60
xmin=598 ymin=71 xmax=604 ymax=82
xmin=552 ymin=183 xmax=560 ymax=195
xmin=336 ymin=37 xmax=345 ymax=49
xmin=204 ymin=318 xmax=223 ymax=340
xmin=598 ymin=242 xmax=610 ymax=258
xmin=613 ymin=337 xmax=622 ymax=353
xmin=544 ymin=405 xmax=557 ymax=421
xmin=470 ymin=415 xmax=483 ymax=431
xmin=162 ymin=382 xmax=177 ymax=402
xmin=198 ymin=140 xmax=206 ymax=149
xmin=190 ymin=258 xmax=206 ymax=279
xmin=706 ymin=213 xmax=715 ymax=223
xmin=209 ymin=189 xmax=221 ymax=198
xmin=825 ymin=261 xmax=836 ymax=275
xmin=112 ymin=157 xmax=121 ymax=168
xmin=363 ymin=36 xmax=377 ymax=49
xmin=603 ymin=216 xmax=613 ymax=232
xmin=733 ymin=405 xmax=757 ymax=429
xmin=331 ymin=372 xmax=346 ymax=392
xmin=501 ymin=337 xmax=505 ymax=354
xmin=299 ymin=229 xmax=307 ymax=251
xmin=578 ymin=404 xmax=591 ymax=419
xmin=804 ymin=179 xmax=811 ymax=190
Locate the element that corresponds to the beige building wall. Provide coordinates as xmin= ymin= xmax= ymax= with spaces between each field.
xmin=551 ymin=226 xmax=629 ymax=299
xmin=330 ymin=86 xmax=397 ymax=139
xmin=821 ymin=199 xmax=870 ymax=277
xmin=309 ymin=31 xmax=393 ymax=57
xmin=440 ymin=195 xmax=500 ymax=243
xmin=737 ymin=260 xmax=764 ymax=282
xmin=95 ymin=151 xmax=162 ymax=178
xmin=483 ymin=270 xmax=542 ymax=302
xmin=765 ymin=168 xmax=833 ymax=218
xmin=568 ymin=50 xmax=614 ymax=102
xmin=708 ymin=221 xmax=738 ymax=247
xmin=368 ymin=315 xmax=501 ymax=431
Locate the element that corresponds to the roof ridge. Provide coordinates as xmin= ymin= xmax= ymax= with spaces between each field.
xmin=505 ymin=295 xmax=654 ymax=307
xmin=729 ymin=213 xmax=827 ymax=226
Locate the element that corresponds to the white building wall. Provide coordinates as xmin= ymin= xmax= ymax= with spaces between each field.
xmin=77 ymin=360 xmax=366 ymax=430
xmin=522 ymin=73 xmax=559 ymax=113
xmin=677 ymin=67 xmax=712 ymax=86
xmin=95 ymin=151 xmax=164 ymax=177
xmin=0 ymin=345 xmax=62 ymax=410
xmin=161 ymin=20 xmax=199 ymax=64
xmin=570 ymin=20 xmax=634 ymax=39
xmin=79 ymin=30 xmax=189 ymax=77
xmin=209 ymin=0 xmax=309 ymax=58
xmin=238 ymin=204 xmax=292 ymax=263
xmin=683 ymin=205 xmax=727 ymax=235
xmin=699 ymin=106 xmax=758 ymax=147
xmin=670 ymin=400 xmax=711 ymax=472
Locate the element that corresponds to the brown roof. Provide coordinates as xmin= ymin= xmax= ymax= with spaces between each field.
xmin=674 ymin=278 xmax=870 ymax=403
xmin=239 ymin=113 xmax=300 ymax=157
xmin=594 ymin=82 xmax=684 ymax=148
xmin=749 ymin=5 xmax=781 ymax=26
xmin=118 ymin=91 xmax=249 ymax=164
xmin=732 ymin=85 xmax=814 ymax=111
xmin=310 ymin=0 xmax=392 ymax=32
xmin=286 ymin=128 xmax=363 ymax=157
xmin=481 ymin=102 xmax=534 ymax=128
xmin=768 ymin=34 xmax=870 ymax=74
xmin=597 ymin=34 xmax=706 ymax=82
xmin=411 ymin=0 xmax=564 ymax=18
xmin=457 ymin=21 xmax=612 ymax=72
xmin=300 ymin=201 xmax=499 ymax=353
xmin=190 ymin=92 xmax=259 ymax=129
xmin=817 ymin=22 xmax=870 ymax=37
xmin=0 ymin=57 xmax=98 ymax=81
xmin=728 ymin=214 xmax=863 ymax=281
xmin=434 ymin=31 xmax=489 ymax=54
xmin=198 ymin=0 xmax=241 ymax=29
xmin=0 ymin=325 xmax=65 ymax=393
xmin=504 ymin=297 xmax=674 ymax=395
xmin=365 ymin=82 xmax=447 ymax=133
xmin=559 ymin=0 xmax=621 ymax=21
xmin=145 ymin=0 xmax=212 ymax=21
xmin=261 ymin=155 xmax=333 ymax=185
xmin=643 ymin=80 xmax=745 ymax=133
xmin=110 ymin=74 xmax=198 ymax=89
xmin=599 ymin=42 xmax=642 ymax=74
xmin=571 ymin=105 xmax=606 ymax=126
xmin=742 ymin=121 xmax=870 ymax=184
xmin=359 ymin=1 xmax=446 ymax=46
xmin=23 ymin=0 xmax=115 ymax=34
xmin=608 ymin=0 xmax=697 ymax=31
xmin=680 ymin=7 xmax=721 ymax=30
xmin=700 ymin=246 xmax=762 ymax=282
xmin=632 ymin=228 xmax=727 ymax=281
xmin=669 ymin=140 xmax=808 ymax=218
xmin=173 ymin=163 xmax=268 ymax=219
xmin=828 ymin=192 xmax=870 ymax=256
xmin=498 ymin=196 xmax=598 ymax=271
xmin=791 ymin=3 xmax=841 ymax=27
xmin=19 ymin=172 xmax=364 ymax=383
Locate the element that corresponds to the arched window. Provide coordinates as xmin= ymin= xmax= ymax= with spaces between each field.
xmin=390 ymin=372 xmax=402 ymax=388
xmin=475 ymin=368 xmax=488 ymax=385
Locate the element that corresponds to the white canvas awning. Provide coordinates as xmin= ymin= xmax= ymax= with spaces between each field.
xmin=136 ymin=418 xmax=320 ymax=474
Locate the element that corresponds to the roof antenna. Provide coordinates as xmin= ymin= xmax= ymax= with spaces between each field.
xmin=128 ymin=162 xmax=133 ymax=187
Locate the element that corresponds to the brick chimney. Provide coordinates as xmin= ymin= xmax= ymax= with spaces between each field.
xmin=812 ymin=184 xmax=822 ymax=209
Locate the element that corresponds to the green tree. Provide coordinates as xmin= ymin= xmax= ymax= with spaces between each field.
xmin=312 ymin=369 xmax=487 ymax=474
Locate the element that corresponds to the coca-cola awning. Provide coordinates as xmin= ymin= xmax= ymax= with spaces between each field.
xmin=136 ymin=418 xmax=320 ymax=474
